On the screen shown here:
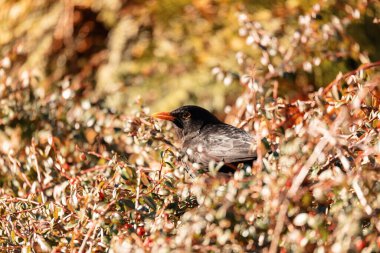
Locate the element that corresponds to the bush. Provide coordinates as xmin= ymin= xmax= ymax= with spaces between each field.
xmin=0 ymin=1 xmax=379 ymax=252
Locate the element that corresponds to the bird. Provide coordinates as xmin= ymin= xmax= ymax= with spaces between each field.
xmin=152 ymin=105 xmax=256 ymax=173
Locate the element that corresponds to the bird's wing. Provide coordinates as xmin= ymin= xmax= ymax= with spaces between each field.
xmin=195 ymin=124 xmax=256 ymax=164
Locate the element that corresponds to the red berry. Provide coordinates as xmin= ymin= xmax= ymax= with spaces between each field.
xmin=355 ymin=239 xmax=366 ymax=251
xmin=80 ymin=153 xmax=87 ymax=161
xmin=144 ymin=238 xmax=153 ymax=248
xmin=124 ymin=223 xmax=132 ymax=229
xmin=137 ymin=227 xmax=145 ymax=236
xmin=285 ymin=179 xmax=292 ymax=188
xmin=99 ymin=191 xmax=105 ymax=201
xmin=69 ymin=177 xmax=78 ymax=185
xmin=62 ymin=163 xmax=70 ymax=171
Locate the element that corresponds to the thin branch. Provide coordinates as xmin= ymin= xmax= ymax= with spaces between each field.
xmin=323 ymin=61 xmax=380 ymax=95
xmin=352 ymin=176 xmax=372 ymax=215
xmin=269 ymin=199 xmax=289 ymax=253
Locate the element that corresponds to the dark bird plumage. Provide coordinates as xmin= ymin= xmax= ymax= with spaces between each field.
xmin=152 ymin=105 xmax=256 ymax=173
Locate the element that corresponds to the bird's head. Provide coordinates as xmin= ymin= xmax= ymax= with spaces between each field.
xmin=152 ymin=105 xmax=222 ymax=135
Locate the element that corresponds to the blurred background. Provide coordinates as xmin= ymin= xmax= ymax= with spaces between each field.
xmin=1 ymin=0 xmax=379 ymax=113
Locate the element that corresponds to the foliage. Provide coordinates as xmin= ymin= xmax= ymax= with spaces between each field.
xmin=0 ymin=0 xmax=380 ymax=252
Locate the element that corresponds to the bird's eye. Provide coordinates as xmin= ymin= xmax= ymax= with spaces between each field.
xmin=182 ymin=112 xmax=191 ymax=120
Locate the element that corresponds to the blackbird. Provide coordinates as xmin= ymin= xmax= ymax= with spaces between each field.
xmin=152 ymin=105 xmax=256 ymax=173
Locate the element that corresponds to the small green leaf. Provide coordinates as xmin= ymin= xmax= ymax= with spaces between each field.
xmin=118 ymin=199 xmax=135 ymax=211
xmin=120 ymin=167 xmax=136 ymax=181
xmin=164 ymin=180 xmax=174 ymax=188
xmin=261 ymin=137 xmax=270 ymax=150
xmin=165 ymin=162 xmax=174 ymax=168
xmin=143 ymin=196 xmax=156 ymax=211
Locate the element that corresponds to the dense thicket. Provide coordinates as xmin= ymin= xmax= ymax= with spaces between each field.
xmin=0 ymin=0 xmax=379 ymax=252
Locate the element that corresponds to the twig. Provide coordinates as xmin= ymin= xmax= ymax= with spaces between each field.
xmin=323 ymin=61 xmax=380 ymax=95
xmin=80 ymin=164 xmax=108 ymax=175
xmin=0 ymin=197 xmax=40 ymax=205
xmin=287 ymin=138 xmax=329 ymax=197
xmin=269 ymin=199 xmax=289 ymax=253
xmin=100 ymin=200 xmax=116 ymax=216
xmin=352 ymin=176 xmax=372 ymax=215
xmin=31 ymin=139 xmax=41 ymax=183
xmin=0 ymin=205 xmax=44 ymax=219
xmin=288 ymin=108 xmax=348 ymax=197
xmin=141 ymin=178 xmax=166 ymax=197
xmin=135 ymin=167 xmax=141 ymax=212
xmin=7 ymin=154 xmax=32 ymax=188
xmin=78 ymin=221 xmax=98 ymax=253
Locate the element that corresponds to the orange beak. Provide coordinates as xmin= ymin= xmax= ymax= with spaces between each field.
xmin=151 ymin=111 xmax=175 ymax=121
